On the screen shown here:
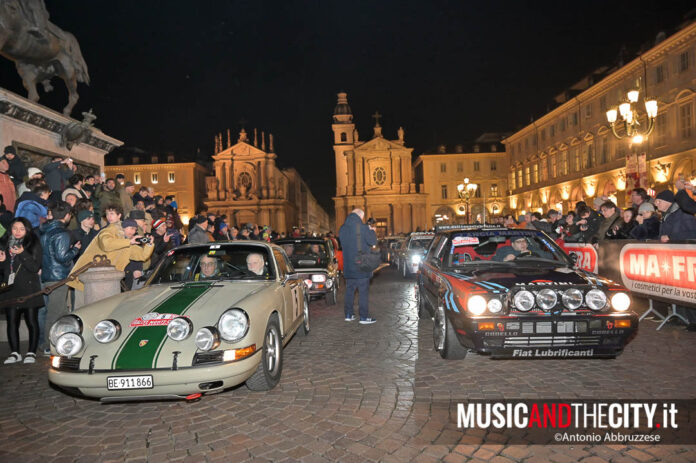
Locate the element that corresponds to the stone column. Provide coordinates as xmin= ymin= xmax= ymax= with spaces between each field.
xmin=78 ymin=266 xmax=126 ymax=308
xmin=275 ymin=208 xmax=286 ymax=234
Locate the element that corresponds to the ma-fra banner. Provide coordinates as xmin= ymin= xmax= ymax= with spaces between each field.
xmin=597 ymin=241 xmax=696 ymax=308
xmin=558 ymin=242 xmax=598 ymax=273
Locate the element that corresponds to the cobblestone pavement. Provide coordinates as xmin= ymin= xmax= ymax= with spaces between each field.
xmin=1 ymin=268 xmax=695 ymax=462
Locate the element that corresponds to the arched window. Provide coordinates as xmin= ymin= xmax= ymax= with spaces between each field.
xmin=340 ymin=132 xmax=347 ymax=142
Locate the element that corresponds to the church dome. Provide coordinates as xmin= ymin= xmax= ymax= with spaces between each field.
xmin=333 ymin=92 xmax=353 ymax=120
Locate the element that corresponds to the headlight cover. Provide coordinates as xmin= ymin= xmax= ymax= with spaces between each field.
xmin=586 ymin=289 xmax=608 ymax=311
xmin=325 ymin=278 xmax=334 ymax=288
xmin=611 ymin=292 xmax=631 ymax=312
xmin=513 ymin=290 xmax=535 ymax=311
xmin=562 ymin=288 xmax=583 ymax=310
xmin=56 ymin=333 xmax=83 ymax=357
xmin=311 ymin=274 xmax=326 ymax=282
xmin=411 ymin=254 xmax=422 ymax=264
xmin=487 ymin=298 xmax=503 ymax=314
xmin=167 ymin=317 xmax=192 ymax=341
xmin=93 ymin=320 xmax=121 ymax=343
xmin=535 ymin=289 xmax=558 ymax=311
xmin=467 ymin=295 xmax=487 ymax=315
xmin=218 ymin=309 xmax=249 ymax=343
xmin=195 ymin=327 xmax=220 ymax=351
xmin=49 ymin=315 xmax=82 ymax=346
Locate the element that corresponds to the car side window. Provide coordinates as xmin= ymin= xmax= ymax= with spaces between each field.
xmin=427 ymin=236 xmax=443 ymax=267
xmin=273 ymin=250 xmax=289 ymax=278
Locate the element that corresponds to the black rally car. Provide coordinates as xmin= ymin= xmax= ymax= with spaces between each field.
xmin=418 ymin=225 xmax=638 ymax=360
xmin=275 ymin=238 xmax=340 ymax=305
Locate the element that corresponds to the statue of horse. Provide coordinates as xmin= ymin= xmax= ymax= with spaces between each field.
xmin=0 ymin=0 xmax=90 ymax=116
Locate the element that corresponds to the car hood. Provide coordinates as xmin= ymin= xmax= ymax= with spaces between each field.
xmin=448 ymin=264 xmax=612 ymax=291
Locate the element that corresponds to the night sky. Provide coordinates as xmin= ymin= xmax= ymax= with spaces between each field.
xmin=1 ymin=1 xmax=693 ymax=211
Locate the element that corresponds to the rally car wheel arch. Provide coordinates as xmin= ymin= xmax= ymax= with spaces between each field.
xmin=434 ymin=305 xmax=468 ymax=360
xmin=246 ymin=315 xmax=283 ymax=391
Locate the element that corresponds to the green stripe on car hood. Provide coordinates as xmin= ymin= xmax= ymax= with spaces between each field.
xmin=113 ymin=283 xmax=213 ymax=370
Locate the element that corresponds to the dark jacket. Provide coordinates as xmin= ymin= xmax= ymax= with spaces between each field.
xmin=70 ymin=227 xmax=98 ymax=260
xmin=187 ymin=224 xmax=210 ymax=244
xmin=675 ymin=189 xmax=696 ymax=215
xmin=0 ymin=236 xmax=44 ymax=309
xmin=151 ymin=233 xmax=174 ymax=270
xmin=40 ymin=220 xmax=80 ymax=282
xmin=629 ymin=216 xmax=661 ymax=240
xmin=597 ymin=211 xmax=622 ymax=241
xmin=565 ymin=212 xmax=601 ymax=243
xmin=14 ymin=191 xmax=48 ymax=228
xmin=339 ymin=212 xmax=377 ymax=279
xmin=659 ymin=203 xmax=696 ymax=241
xmin=42 ymin=161 xmax=73 ymax=193
xmin=531 ymin=219 xmax=557 ymax=238
xmin=606 ymin=219 xmax=636 ymax=240
xmin=6 ymin=155 xmax=27 ymax=187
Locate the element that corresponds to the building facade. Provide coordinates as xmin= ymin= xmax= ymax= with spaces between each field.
xmin=413 ymin=134 xmax=509 ymax=228
xmin=504 ymin=21 xmax=696 ymax=215
xmin=205 ymin=129 xmax=329 ymax=233
xmin=332 ymin=92 xmax=427 ymax=236
xmin=105 ymin=160 xmax=209 ymax=224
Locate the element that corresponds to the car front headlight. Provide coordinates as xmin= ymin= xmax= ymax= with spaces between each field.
xmin=93 ymin=320 xmax=121 ymax=343
xmin=326 ymin=278 xmax=334 ymax=288
xmin=611 ymin=292 xmax=631 ymax=312
xmin=195 ymin=327 xmax=220 ymax=351
xmin=513 ymin=290 xmax=535 ymax=312
xmin=218 ymin=309 xmax=249 ymax=343
xmin=487 ymin=298 xmax=503 ymax=314
xmin=49 ymin=315 xmax=82 ymax=346
xmin=535 ymin=289 xmax=557 ymax=311
xmin=166 ymin=317 xmax=192 ymax=341
xmin=411 ymin=254 xmax=422 ymax=264
xmin=311 ymin=274 xmax=326 ymax=282
xmin=562 ymin=288 xmax=583 ymax=310
xmin=467 ymin=295 xmax=487 ymax=315
xmin=586 ymin=289 xmax=608 ymax=311
xmin=55 ymin=333 xmax=83 ymax=357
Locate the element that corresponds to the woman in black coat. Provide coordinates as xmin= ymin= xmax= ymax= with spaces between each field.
xmin=0 ymin=217 xmax=43 ymax=364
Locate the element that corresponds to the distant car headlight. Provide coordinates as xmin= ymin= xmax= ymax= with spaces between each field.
xmin=513 ymin=290 xmax=535 ymax=312
xmin=49 ymin=315 xmax=82 ymax=346
xmin=411 ymin=254 xmax=422 ymax=264
xmin=93 ymin=320 xmax=121 ymax=343
xmin=562 ymin=288 xmax=583 ymax=310
xmin=535 ymin=289 xmax=557 ymax=311
xmin=487 ymin=298 xmax=503 ymax=314
xmin=55 ymin=333 xmax=83 ymax=357
xmin=166 ymin=317 xmax=192 ymax=341
xmin=611 ymin=292 xmax=631 ymax=312
xmin=218 ymin=309 xmax=249 ymax=343
xmin=586 ymin=289 xmax=608 ymax=311
xmin=195 ymin=327 xmax=220 ymax=351
xmin=311 ymin=274 xmax=326 ymax=282
xmin=326 ymin=278 xmax=334 ymax=288
xmin=467 ymin=295 xmax=487 ymax=315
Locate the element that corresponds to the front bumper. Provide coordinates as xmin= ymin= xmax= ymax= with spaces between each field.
xmin=451 ymin=312 xmax=639 ymax=359
xmin=48 ymin=352 xmax=261 ymax=399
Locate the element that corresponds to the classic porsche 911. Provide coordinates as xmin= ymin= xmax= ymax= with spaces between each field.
xmin=48 ymin=242 xmax=310 ymax=401
xmin=275 ymin=238 xmax=340 ymax=305
xmin=418 ymin=225 xmax=638 ymax=360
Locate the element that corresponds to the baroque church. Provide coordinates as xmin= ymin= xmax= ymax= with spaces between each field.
xmin=205 ymin=128 xmax=329 ymax=233
xmin=332 ymin=92 xmax=427 ymax=236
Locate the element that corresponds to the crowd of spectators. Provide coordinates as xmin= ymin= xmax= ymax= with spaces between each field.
xmin=0 ymin=147 xmax=333 ymax=365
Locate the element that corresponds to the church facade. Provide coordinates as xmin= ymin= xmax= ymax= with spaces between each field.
xmin=332 ymin=92 xmax=427 ymax=236
xmin=205 ymin=128 xmax=329 ymax=233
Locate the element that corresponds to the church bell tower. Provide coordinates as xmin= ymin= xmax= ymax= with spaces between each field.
xmin=332 ymin=92 xmax=354 ymax=197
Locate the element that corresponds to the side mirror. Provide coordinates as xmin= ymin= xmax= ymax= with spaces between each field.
xmin=569 ymin=253 xmax=578 ymax=264
xmin=282 ymin=273 xmax=300 ymax=285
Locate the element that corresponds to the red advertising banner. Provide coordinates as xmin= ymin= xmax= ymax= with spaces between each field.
xmin=619 ymin=244 xmax=696 ymax=306
xmin=558 ymin=242 xmax=598 ymax=273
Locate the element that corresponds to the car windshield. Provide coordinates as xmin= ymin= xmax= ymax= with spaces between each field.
xmin=442 ymin=229 xmax=571 ymax=268
xmin=277 ymin=241 xmax=329 ymax=268
xmin=409 ymin=237 xmax=433 ymax=250
xmin=148 ymin=244 xmax=275 ymax=284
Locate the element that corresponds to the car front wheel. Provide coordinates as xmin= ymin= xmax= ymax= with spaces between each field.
xmin=433 ymin=305 xmax=467 ymax=360
xmin=246 ymin=315 xmax=284 ymax=391
xmin=298 ymin=297 xmax=311 ymax=336
xmin=326 ymin=285 xmax=337 ymax=306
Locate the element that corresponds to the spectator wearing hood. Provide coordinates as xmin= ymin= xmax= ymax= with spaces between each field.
xmin=655 ymin=190 xmax=696 ymax=242
xmin=16 ymin=167 xmax=46 ymax=197
xmin=2 ymin=146 xmax=27 ymax=187
xmin=14 ymin=182 xmax=50 ymax=229
xmin=629 ymin=203 xmax=661 ymax=240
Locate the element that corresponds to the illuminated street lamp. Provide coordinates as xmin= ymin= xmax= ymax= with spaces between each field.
xmin=457 ymin=177 xmax=478 ymax=224
xmin=605 ymin=80 xmax=658 ymax=145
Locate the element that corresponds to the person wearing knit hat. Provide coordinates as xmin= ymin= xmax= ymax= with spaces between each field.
xmin=630 ymin=202 xmax=660 ymax=240
xmin=655 ymin=189 xmax=696 ymax=242
xmin=70 ymin=210 xmax=97 ymax=259
xmin=152 ymin=218 xmax=166 ymax=231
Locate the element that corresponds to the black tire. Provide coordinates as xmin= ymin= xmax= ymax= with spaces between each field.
xmin=298 ymin=297 xmax=311 ymax=336
xmin=326 ymin=285 xmax=337 ymax=306
xmin=418 ymin=290 xmax=429 ymax=318
xmin=433 ymin=305 xmax=468 ymax=360
xmin=246 ymin=315 xmax=283 ymax=391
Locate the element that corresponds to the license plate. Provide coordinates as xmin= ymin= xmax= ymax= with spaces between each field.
xmin=107 ymin=375 xmax=154 ymax=390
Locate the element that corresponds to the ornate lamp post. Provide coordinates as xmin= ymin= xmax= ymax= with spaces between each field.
xmin=605 ymin=81 xmax=658 ymax=144
xmin=457 ymin=178 xmax=478 ymax=224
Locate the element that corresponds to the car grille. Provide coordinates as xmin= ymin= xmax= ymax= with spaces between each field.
xmin=57 ymin=357 xmax=81 ymax=371
xmin=503 ymin=336 xmax=601 ymax=348
xmin=193 ymin=351 xmax=223 ymax=366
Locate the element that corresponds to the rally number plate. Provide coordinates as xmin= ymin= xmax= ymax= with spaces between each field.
xmin=107 ymin=375 xmax=154 ymax=390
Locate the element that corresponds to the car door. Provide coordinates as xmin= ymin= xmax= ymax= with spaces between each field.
xmin=423 ymin=235 xmax=449 ymax=309
xmin=273 ymin=250 xmax=301 ymax=332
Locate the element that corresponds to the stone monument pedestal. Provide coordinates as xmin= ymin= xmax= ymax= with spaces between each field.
xmin=78 ymin=266 xmax=125 ymax=308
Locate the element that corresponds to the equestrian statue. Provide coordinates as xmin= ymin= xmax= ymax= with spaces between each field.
xmin=0 ymin=0 xmax=89 ymax=116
